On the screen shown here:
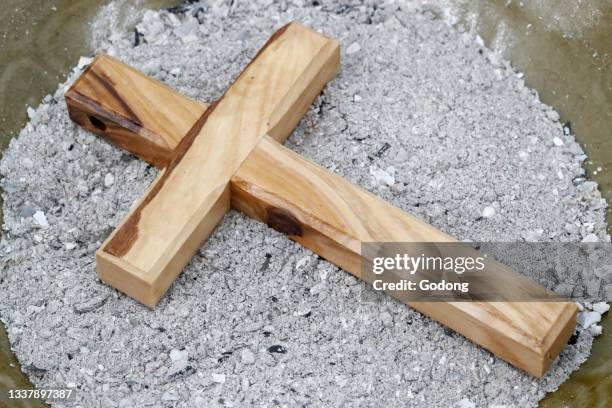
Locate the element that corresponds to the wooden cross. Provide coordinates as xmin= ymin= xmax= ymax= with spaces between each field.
xmin=65 ymin=22 xmax=576 ymax=377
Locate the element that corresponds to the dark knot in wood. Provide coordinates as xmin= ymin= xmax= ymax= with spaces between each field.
xmin=266 ymin=207 xmax=302 ymax=236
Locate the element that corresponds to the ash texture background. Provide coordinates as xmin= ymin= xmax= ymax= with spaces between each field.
xmin=0 ymin=1 xmax=609 ymax=407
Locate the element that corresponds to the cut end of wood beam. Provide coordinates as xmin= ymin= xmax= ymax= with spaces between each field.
xmin=537 ymin=301 xmax=578 ymax=377
xmin=64 ymin=54 xmax=207 ymax=168
xmin=98 ymin=180 xmax=231 ymax=308
xmin=266 ymin=30 xmax=340 ymax=143
xmin=96 ymin=249 xmax=158 ymax=309
xmin=415 ymin=300 xmax=577 ymax=378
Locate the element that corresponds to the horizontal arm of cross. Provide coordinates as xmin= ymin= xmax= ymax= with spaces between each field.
xmin=64 ymin=22 xmax=576 ymax=377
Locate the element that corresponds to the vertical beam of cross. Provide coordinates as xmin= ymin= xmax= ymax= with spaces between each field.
xmin=88 ymin=23 xmax=340 ymax=307
xmin=65 ymin=23 xmax=577 ymax=377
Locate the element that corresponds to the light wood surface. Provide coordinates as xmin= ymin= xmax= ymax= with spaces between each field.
xmin=64 ymin=22 xmax=577 ymax=377
xmin=65 ymin=54 xmax=207 ymax=168
xmin=232 ymin=135 xmax=577 ymax=377
xmin=96 ymin=22 xmax=340 ymax=307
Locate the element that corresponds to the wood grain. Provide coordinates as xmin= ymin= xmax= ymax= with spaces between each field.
xmin=65 ymin=54 xmax=207 ymax=168
xmin=97 ymin=22 xmax=340 ymax=307
xmin=231 ymin=135 xmax=577 ymax=377
xmin=65 ymin=22 xmax=577 ymax=377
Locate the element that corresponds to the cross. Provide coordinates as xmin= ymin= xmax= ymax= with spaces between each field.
xmin=65 ymin=22 xmax=576 ymax=377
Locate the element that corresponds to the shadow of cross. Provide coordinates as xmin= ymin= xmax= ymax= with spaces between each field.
xmin=64 ymin=22 xmax=576 ymax=377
